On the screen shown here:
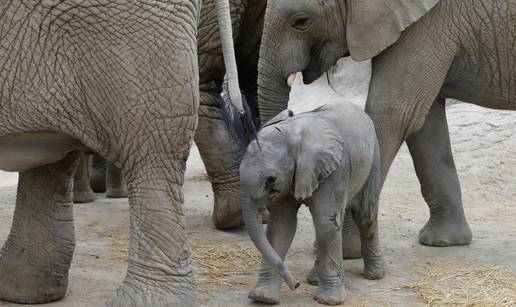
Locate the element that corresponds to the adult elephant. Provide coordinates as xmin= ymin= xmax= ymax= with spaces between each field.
xmin=73 ymin=153 xmax=127 ymax=203
xmin=72 ymin=0 xmax=267 ymax=230
xmin=254 ymin=0 xmax=515 ymax=252
xmin=0 ymin=0 xmax=245 ymax=305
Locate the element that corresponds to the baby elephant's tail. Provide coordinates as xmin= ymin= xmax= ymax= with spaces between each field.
xmin=354 ymin=140 xmax=381 ymax=221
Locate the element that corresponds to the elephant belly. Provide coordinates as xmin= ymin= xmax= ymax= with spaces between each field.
xmin=0 ymin=132 xmax=81 ymax=172
xmin=442 ymin=72 xmax=516 ymax=111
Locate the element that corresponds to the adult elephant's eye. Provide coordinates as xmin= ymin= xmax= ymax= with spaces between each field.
xmin=291 ymin=16 xmax=312 ymax=31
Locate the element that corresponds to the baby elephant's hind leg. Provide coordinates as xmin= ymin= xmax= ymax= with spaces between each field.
xmin=0 ymin=152 xmax=80 ymax=304
xmin=351 ymin=148 xmax=384 ymax=280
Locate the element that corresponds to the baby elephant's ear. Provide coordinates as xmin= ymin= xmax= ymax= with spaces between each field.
xmin=293 ymin=120 xmax=345 ymax=201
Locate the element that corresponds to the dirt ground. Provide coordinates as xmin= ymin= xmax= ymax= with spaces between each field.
xmin=0 ymin=59 xmax=514 ymax=306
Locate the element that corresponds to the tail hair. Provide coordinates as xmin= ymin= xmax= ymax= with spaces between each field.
xmin=220 ymin=75 xmax=258 ymax=148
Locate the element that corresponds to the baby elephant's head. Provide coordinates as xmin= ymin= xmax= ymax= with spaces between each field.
xmin=239 ymin=124 xmax=300 ymax=290
xmin=241 ymin=127 xmax=295 ymax=206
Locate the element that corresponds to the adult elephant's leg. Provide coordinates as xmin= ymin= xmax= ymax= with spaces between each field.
xmin=106 ymin=161 xmax=128 ymax=199
xmin=73 ymin=153 xmax=96 ymax=203
xmin=407 ymin=99 xmax=472 ymax=246
xmin=108 ymin=42 xmax=199 ymax=305
xmin=109 ymin=149 xmax=197 ymax=306
xmin=195 ymin=91 xmax=246 ymax=229
xmin=0 ymin=152 xmax=80 ymax=304
xmin=90 ymin=153 xmax=106 ymax=193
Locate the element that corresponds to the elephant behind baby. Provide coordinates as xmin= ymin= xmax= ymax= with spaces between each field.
xmin=72 ymin=0 xmax=267 ymax=230
xmin=252 ymin=0 xmax=516 ymax=252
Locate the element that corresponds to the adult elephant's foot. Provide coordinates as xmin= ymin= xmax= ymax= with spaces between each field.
xmin=73 ymin=189 xmax=96 ymax=203
xmin=107 ymin=280 xmax=196 ymax=307
xmin=419 ymin=212 xmax=472 ymax=247
xmin=212 ymin=183 xmax=270 ymax=230
xmin=0 ymin=252 xmax=68 ymax=304
xmin=212 ymin=182 xmax=244 ymax=230
xmin=248 ymin=278 xmax=281 ymax=304
xmin=342 ymin=210 xmax=362 ymax=259
xmin=106 ymin=187 xmax=128 ymax=198
xmin=314 ymin=283 xmax=346 ymax=306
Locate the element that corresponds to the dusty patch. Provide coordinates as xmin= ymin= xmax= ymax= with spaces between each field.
xmin=192 ymin=242 xmax=260 ymax=288
xmin=101 ymin=230 xmax=262 ymax=288
xmin=102 ymin=230 xmax=129 ymax=262
xmin=398 ymin=257 xmax=516 ymax=306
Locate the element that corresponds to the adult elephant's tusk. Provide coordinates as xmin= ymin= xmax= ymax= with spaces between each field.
xmin=287 ymin=73 xmax=297 ymax=87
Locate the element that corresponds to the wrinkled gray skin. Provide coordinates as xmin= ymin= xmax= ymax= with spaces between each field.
xmin=255 ymin=0 xmax=516 ymax=252
xmin=72 ymin=0 xmax=266 ymax=230
xmin=0 ymin=1 xmax=244 ymax=305
xmin=241 ymin=103 xmax=385 ymax=305
xmin=73 ymin=153 xmax=127 ymax=203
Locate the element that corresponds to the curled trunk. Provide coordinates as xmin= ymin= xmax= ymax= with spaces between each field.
xmin=241 ymin=197 xmax=300 ymax=290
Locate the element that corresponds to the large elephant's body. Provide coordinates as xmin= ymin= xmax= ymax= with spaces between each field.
xmin=366 ymin=0 xmax=515 ymax=246
xmin=72 ymin=0 xmax=266 ymax=230
xmin=0 ymin=1 xmax=202 ymax=305
xmin=255 ymin=0 xmax=515 ymax=250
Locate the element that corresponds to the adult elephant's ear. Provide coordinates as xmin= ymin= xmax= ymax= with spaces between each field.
xmin=291 ymin=118 xmax=345 ymax=201
xmin=346 ymin=0 xmax=440 ymax=61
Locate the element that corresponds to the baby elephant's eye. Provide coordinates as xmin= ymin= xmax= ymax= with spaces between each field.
xmin=265 ymin=176 xmax=277 ymax=190
xmin=291 ymin=16 xmax=312 ymax=31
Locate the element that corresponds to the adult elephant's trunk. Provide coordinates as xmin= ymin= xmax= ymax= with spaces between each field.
xmin=214 ymin=0 xmax=242 ymax=112
xmin=241 ymin=196 xmax=300 ymax=290
xmin=215 ymin=0 xmax=256 ymax=144
xmin=256 ymin=10 xmax=292 ymax=126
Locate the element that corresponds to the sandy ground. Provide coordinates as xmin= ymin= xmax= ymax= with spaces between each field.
xmin=0 ymin=58 xmax=515 ymax=306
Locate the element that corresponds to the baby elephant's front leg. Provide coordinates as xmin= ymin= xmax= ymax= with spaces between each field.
xmin=310 ymin=204 xmax=346 ymax=306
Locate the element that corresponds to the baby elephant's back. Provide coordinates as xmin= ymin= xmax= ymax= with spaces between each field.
xmin=317 ymin=102 xmax=378 ymax=194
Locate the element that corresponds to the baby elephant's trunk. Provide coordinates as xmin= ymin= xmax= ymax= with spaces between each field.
xmin=241 ymin=198 xmax=300 ymax=290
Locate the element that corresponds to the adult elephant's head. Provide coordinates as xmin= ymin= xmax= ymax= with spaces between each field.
xmin=257 ymin=0 xmax=439 ymax=124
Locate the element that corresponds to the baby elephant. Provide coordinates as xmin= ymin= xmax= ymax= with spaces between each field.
xmin=240 ymin=101 xmax=385 ymax=305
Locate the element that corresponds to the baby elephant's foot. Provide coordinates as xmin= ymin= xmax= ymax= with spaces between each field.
xmin=364 ymin=255 xmax=385 ymax=280
xmin=314 ymin=284 xmax=345 ymax=306
xmin=249 ymin=279 xmax=281 ymax=304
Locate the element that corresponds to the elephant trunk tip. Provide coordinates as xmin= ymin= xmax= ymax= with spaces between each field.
xmin=276 ymin=262 xmax=300 ymax=290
